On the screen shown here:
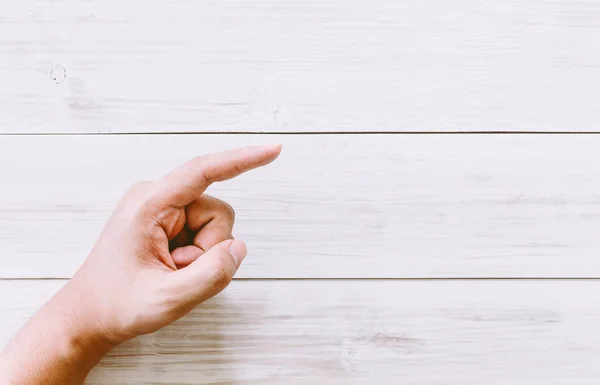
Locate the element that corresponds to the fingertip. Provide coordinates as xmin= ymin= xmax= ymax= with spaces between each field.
xmin=229 ymin=239 xmax=247 ymax=267
xmin=171 ymin=245 xmax=205 ymax=268
xmin=239 ymin=144 xmax=282 ymax=168
xmin=256 ymin=143 xmax=282 ymax=154
xmin=260 ymin=144 xmax=283 ymax=161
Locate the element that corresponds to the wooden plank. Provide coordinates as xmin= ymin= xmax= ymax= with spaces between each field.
xmin=2 ymin=0 xmax=600 ymax=133
xmin=1 ymin=134 xmax=600 ymax=279
xmin=1 ymin=279 xmax=600 ymax=384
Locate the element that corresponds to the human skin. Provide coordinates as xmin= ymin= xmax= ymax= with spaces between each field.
xmin=0 ymin=145 xmax=282 ymax=385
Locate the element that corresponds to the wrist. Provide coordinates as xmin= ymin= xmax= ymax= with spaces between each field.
xmin=54 ymin=280 xmax=118 ymax=358
xmin=0 ymin=281 xmax=116 ymax=384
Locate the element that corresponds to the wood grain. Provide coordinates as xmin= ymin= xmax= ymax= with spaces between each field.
xmin=2 ymin=0 xmax=600 ymax=133
xmin=1 ymin=134 xmax=600 ymax=279
xmin=1 ymin=279 xmax=600 ymax=384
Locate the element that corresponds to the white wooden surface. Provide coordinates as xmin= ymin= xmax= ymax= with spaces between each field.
xmin=1 ymin=134 xmax=600 ymax=278
xmin=1 ymin=280 xmax=600 ymax=384
xmin=3 ymin=0 xmax=600 ymax=383
xmin=2 ymin=0 xmax=600 ymax=133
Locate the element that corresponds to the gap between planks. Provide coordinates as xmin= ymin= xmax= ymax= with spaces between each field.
xmin=3 ymin=131 xmax=600 ymax=136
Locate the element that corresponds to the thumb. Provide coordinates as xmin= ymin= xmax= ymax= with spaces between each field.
xmin=170 ymin=239 xmax=247 ymax=307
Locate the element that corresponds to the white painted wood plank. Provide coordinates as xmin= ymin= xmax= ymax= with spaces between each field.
xmin=1 ymin=280 xmax=600 ymax=384
xmin=2 ymin=0 xmax=600 ymax=133
xmin=1 ymin=134 xmax=599 ymax=278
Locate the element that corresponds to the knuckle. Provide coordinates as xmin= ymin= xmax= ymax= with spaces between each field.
xmin=232 ymin=160 xmax=244 ymax=175
xmin=131 ymin=197 xmax=164 ymax=229
xmin=115 ymin=181 xmax=156 ymax=220
xmin=199 ymin=169 xmax=213 ymax=186
xmin=218 ymin=200 xmax=236 ymax=220
xmin=193 ymin=156 xmax=213 ymax=185
xmin=210 ymin=255 xmax=235 ymax=289
xmin=135 ymin=197 xmax=157 ymax=217
xmin=125 ymin=181 xmax=154 ymax=202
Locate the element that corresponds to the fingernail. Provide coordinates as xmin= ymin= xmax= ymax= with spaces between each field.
xmin=229 ymin=240 xmax=247 ymax=267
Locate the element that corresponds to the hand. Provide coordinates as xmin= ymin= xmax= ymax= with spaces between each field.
xmin=0 ymin=145 xmax=281 ymax=385
xmin=72 ymin=145 xmax=282 ymax=345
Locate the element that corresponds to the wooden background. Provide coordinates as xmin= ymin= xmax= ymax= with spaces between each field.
xmin=2 ymin=0 xmax=600 ymax=383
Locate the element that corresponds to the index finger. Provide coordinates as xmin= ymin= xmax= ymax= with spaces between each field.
xmin=154 ymin=144 xmax=282 ymax=208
